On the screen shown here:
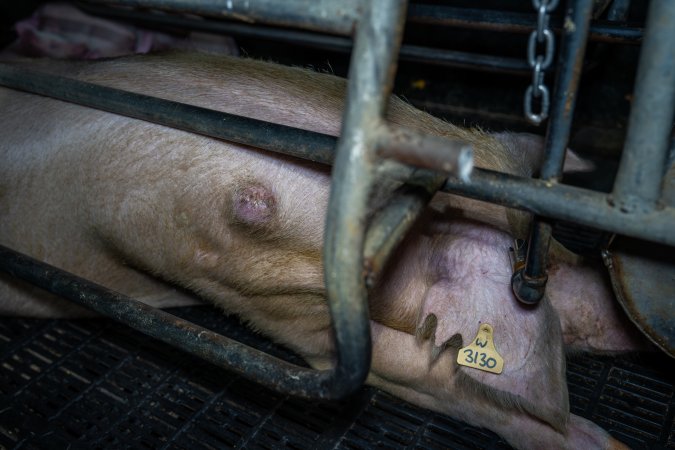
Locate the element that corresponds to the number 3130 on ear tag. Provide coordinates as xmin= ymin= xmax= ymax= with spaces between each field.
xmin=457 ymin=323 xmax=504 ymax=374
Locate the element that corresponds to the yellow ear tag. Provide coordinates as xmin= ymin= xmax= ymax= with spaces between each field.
xmin=457 ymin=323 xmax=504 ymax=374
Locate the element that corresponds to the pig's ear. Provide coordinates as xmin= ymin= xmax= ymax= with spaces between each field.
xmin=492 ymin=132 xmax=594 ymax=176
xmin=563 ymin=149 xmax=595 ymax=172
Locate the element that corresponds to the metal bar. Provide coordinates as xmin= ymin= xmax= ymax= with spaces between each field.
xmin=363 ymin=174 xmax=446 ymax=288
xmin=4 ymin=62 xmax=675 ymax=248
xmin=83 ymin=0 xmax=362 ymax=36
xmin=513 ymin=0 xmax=594 ymax=305
xmin=376 ymin=125 xmax=473 ymax=180
xmin=0 ymin=245 xmax=343 ymax=398
xmin=442 ymin=169 xmax=675 ymax=247
xmin=323 ymin=0 xmax=408 ymax=396
xmin=406 ymin=4 xmax=642 ymax=44
xmin=0 ymin=64 xmax=337 ymax=165
xmin=77 ymin=3 xmax=532 ymax=74
xmin=363 ymin=124 xmax=475 ymax=285
xmin=0 ymin=64 xmax=461 ymax=272
xmin=81 ymin=1 xmax=641 ymax=43
xmin=611 ymin=0 xmax=675 ymax=213
xmin=399 ymin=45 xmax=530 ymax=74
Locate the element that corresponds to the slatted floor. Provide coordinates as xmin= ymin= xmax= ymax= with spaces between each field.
xmin=1 ymin=306 xmax=673 ymax=450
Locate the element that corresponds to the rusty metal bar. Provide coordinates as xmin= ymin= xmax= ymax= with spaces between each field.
xmin=442 ymin=169 xmax=675 ymax=247
xmin=77 ymin=2 xmax=532 ymax=74
xmin=363 ymin=178 xmax=444 ymax=288
xmin=0 ymin=64 xmax=337 ymax=164
xmin=4 ymin=61 xmax=675 ymax=250
xmin=322 ymin=0 xmax=408 ymax=394
xmin=376 ymin=125 xmax=473 ymax=180
xmin=611 ymin=0 xmax=675 ymax=213
xmin=512 ymin=0 xmax=594 ymax=305
xmin=82 ymin=0 xmax=363 ymax=35
xmin=0 ymin=0 xmax=413 ymax=401
xmin=79 ymin=1 xmax=642 ymax=44
xmin=406 ymin=4 xmax=642 ymax=44
xmin=0 ymin=245 xmax=338 ymax=398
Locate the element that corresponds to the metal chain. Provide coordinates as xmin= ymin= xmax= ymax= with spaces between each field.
xmin=524 ymin=0 xmax=559 ymax=125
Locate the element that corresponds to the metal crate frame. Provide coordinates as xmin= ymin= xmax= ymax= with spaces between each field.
xmin=1 ymin=0 xmax=674 ymax=399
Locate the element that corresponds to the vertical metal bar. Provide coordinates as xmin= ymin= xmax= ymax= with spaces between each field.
xmin=323 ymin=0 xmax=408 ymax=394
xmin=512 ymin=0 xmax=594 ymax=305
xmin=611 ymin=0 xmax=675 ymax=213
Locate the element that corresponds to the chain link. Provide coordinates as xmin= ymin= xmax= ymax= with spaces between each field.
xmin=524 ymin=0 xmax=559 ymax=125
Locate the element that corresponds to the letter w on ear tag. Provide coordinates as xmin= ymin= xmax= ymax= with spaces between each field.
xmin=457 ymin=323 xmax=504 ymax=374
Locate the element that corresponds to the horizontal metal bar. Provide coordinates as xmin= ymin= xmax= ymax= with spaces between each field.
xmin=407 ymin=4 xmax=643 ymax=44
xmin=399 ymin=45 xmax=530 ymax=73
xmin=377 ymin=125 xmax=473 ymax=180
xmin=0 ymin=245 xmax=346 ymax=398
xmin=612 ymin=0 xmax=675 ymax=212
xmin=443 ymin=169 xmax=675 ymax=247
xmin=77 ymin=3 xmax=532 ymax=74
xmin=0 ymin=64 xmax=450 ymax=270
xmin=82 ymin=0 xmax=363 ymax=35
xmin=80 ymin=1 xmax=642 ymax=43
xmin=4 ymin=64 xmax=675 ymax=248
xmin=0 ymin=64 xmax=337 ymax=165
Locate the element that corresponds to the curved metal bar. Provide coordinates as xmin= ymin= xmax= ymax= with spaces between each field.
xmin=322 ymin=0 xmax=408 ymax=396
xmin=0 ymin=245 xmax=338 ymax=398
xmin=0 ymin=0 xmax=420 ymax=400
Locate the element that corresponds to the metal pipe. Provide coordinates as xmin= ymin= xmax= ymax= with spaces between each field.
xmin=0 ymin=64 xmax=337 ymax=165
xmin=0 ymin=64 xmax=459 ymax=273
xmin=4 ymin=63 xmax=675 ymax=249
xmin=0 ymin=245 xmax=344 ymax=399
xmin=80 ymin=1 xmax=642 ymax=43
xmin=513 ymin=0 xmax=594 ymax=305
xmin=322 ymin=0 xmax=408 ymax=397
xmin=83 ymin=0 xmax=362 ymax=36
xmin=376 ymin=125 xmax=473 ymax=180
xmin=611 ymin=0 xmax=675 ymax=213
xmin=77 ymin=3 xmax=532 ymax=74
xmin=406 ymin=4 xmax=642 ymax=44
xmin=442 ymin=169 xmax=675 ymax=247
xmin=363 ymin=175 xmax=446 ymax=288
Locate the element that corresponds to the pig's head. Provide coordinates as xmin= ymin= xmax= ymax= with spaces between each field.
xmin=367 ymin=212 xmax=571 ymax=448
xmin=362 ymin=118 xmax=629 ymax=448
